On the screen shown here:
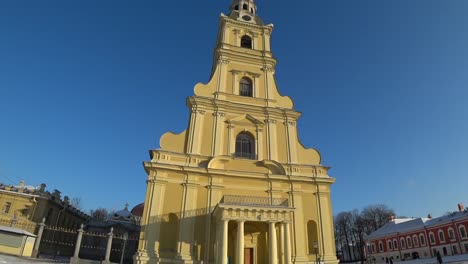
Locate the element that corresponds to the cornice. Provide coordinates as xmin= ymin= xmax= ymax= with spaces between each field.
xmin=220 ymin=15 xmax=273 ymax=32
xmin=187 ymin=96 xmax=301 ymax=120
xmin=215 ymin=47 xmax=277 ymax=66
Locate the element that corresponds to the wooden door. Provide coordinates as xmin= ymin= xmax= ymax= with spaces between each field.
xmin=244 ymin=248 xmax=254 ymax=264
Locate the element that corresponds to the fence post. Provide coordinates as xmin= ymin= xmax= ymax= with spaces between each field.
xmin=70 ymin=224 xmax=84 ymax=264
xmin=32 ymin=218 xmax=46 ymax=258
xmin=103 ymin=227 xmax=114 ymax=263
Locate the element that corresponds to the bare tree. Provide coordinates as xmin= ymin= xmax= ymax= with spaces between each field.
xmin=71 ymin=197 xmax=82 ymax=210
xmin=334 ymin=204 xmax=395 ymax=263
xmin=90 ymin=208 xmax=109 ymax=221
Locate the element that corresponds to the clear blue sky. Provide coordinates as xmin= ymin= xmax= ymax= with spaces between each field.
xmin=1 ymin=0 xmax=467 ymax=218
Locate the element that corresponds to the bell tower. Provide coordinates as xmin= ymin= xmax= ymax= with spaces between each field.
xmin=134 ymin=1 xmax=339 ymax=264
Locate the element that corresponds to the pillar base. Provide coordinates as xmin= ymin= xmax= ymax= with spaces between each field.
xmin=133 ymin=250 xmax=160 ymax=264
xmin=321 ymin=255 xmax=339 ymax=264
xmin=69 ymin=257 xmax=80 ymax=264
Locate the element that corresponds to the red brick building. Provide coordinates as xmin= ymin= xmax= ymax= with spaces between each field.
xmin=366 ymin=204 xmax=468 ymax=262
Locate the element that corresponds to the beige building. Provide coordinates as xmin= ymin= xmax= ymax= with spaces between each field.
xmin=0 ymin=181 xmax=89 ymax=231
xmin=135 ymin=0 xmax=338 ymax=263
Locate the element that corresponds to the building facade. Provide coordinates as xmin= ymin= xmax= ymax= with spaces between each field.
xmin=135 ymin=1 xmax=338 ymax=263
xmin=0 ymin=181 xmax=89 ymax=232
xmin=366 ymin=204 xmax=468 ymax=263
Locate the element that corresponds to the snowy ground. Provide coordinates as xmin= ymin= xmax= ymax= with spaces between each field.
xmin=0 ymin=254 xmax=67 ymax=263
xmin=349 ymin=254 xmax=468 ymax=264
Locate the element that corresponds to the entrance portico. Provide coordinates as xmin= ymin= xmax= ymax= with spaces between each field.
xmin=213 ymin=195 xmax=294 ymax=264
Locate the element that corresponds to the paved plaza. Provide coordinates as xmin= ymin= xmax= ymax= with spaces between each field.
xmin=0 ymin=254 xmax=67 ymax=264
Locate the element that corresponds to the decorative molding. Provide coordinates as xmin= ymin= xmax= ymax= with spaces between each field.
xmin=261 ymin=66 xmax=275 ymax=73
xmin=264 ymin=119 xmax=277 ymax=124
xmin=283 ymin=121 xmax=296 ymax=126
xmin=213 ymin=112 xmax=226 ymax=117
xmin=218 ymin=59 xmax=230 ymax=65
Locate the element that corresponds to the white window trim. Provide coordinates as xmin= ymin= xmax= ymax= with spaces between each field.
xmin=429 ymin=232 xmax=436 ymax=245
xmin=420 ymin=233 xmax=426 ymax=246
xmin=438 ymin=229 xmax=446 ymax=243
xmin=459 ymin=225 xmax=467 ymax=239
xmin=448 ymin=227 xmax=456 ymax=241
xmin=413 ymin=234 xmax=419 ymax=247
xmin=406 ymin=236 xmax=412 ymax=248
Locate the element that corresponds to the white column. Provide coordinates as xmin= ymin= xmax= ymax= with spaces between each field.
xmin=236 ymin=221 xmax=245 ymax=264
xmin=279 ymin=223 xmax=285 ymax=264
xmin=269 ymin=222 xmax=278 ymax=264
xmin=221 ymin=219 xmax=229 ymax=264
xmin=284 ymin=222 xmax=292 ymax=264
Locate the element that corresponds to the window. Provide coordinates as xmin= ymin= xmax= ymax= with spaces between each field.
xmin=449 ymin=228 xmax=455 ymax=240
xmin=406 ymin=237 xmax=412 ymax=248
xmin=393 ymin=239 xmax=398 ymax=249
xmin=387 ymin=240 xmax=392 ymax=250
xmin=459 ymin=225 xmax=467 ymax=238
xmin=371 ymin=243 xmax=375 ymax=253
xmin=413 ymin=235 xmax=419 ymax=247
xmin=3 ymin=202 xmax=11 ymax=213
xmin=379 ymin=241 xmax=383 ymax=252
xmin=429 ymin=232 xmax=436 ymax=244
xmin=22 ymin=205 xmax=30 ymax=216
xmin=453 ymin=245 xmax=458 ymax=254
xmin=420 ymin=234 xmax=426 ymax=246
xmin=239 ymin=77 xmax=253 ymax=97
xmin=400 ymin=238 xmax=406 ymax=249
xmin=243 ymin=4 xmax=248 ymax=10
xmin=439 ymin=230 xmax=445 ymax=242
xmin=241 ymin=35 xmax=252 ymax=49
xmin=234 ymin=5 xmax=239 ymax=10
xmin=464 ymin=243 xmax=468 ymax=252
xmin=235 ymin=132 xmax=255 ymax=159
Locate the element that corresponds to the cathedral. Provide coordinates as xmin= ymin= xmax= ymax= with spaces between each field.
xmin=134 ymin=0 xmax=338 ymax=263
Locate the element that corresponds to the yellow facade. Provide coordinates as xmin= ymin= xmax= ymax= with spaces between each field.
xmin=0 ymin=182 xmax=89 ymax=232
xmin=135 ymin=1 xmax=338 ymax=263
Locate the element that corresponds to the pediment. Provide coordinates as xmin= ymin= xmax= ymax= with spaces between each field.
xmin=227 ymin=114 xmax=264 ymax=127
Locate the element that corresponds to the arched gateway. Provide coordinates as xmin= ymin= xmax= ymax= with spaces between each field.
xmin=134 ymin=0 xmax=339 ymax=263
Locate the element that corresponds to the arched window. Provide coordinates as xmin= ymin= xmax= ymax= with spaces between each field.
xmin=243 ymin=4 xmax=248 ymax=10
xmin=406 ymin=236 xmax=412 ymax=248
xmin=235 ymin=132 xmax=255 ymax=159
xmin=429 ymin=232 xmax=436 ymax=244
xmin=420 ymin=234 xmax=426 ymax=246
xmin=250 ymin=8 xmax=254 ymax=13
xmin=387 ymin=240 xmax=392 ymax=250
xmin=234 ymin=5 xmax=239 ymax=10
xmin=393 ymin=239 xmax=398 ymax=249
xmin=239 ymin=77 xmax=253 ymax=97
xmin=413 ymin=235 xmax=419 ymax=247
xmin=241 ymin=35 xmax=252 ymax=49
xmin=459 ymin=225 xmax=467 ymax=238
xmin=438 ymin=230 xmax=445 ymax=242
xmin=400 ymin=238 xmax=406 ymax=249
xmin=448 ymin=228 xmax=455 ymax=240
xmin=307 ymin=221 xmax=319 ymax=254
xmin=378 ymin=241 xmax=383 ymax=252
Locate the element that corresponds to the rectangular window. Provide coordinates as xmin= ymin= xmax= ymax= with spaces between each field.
xmin=3 ymin=202 xmax=11 ymax=213
xmin=22 ymin=205 xmax=30 ymax=216
xmin=464 ymin=243 xmax=468 ymax=252
xmin=453 ymin=245 xmax=458 ymax=255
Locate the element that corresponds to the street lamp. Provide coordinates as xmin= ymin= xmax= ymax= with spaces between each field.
xmin=313 ymin=241 xmax=319 ymax=264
